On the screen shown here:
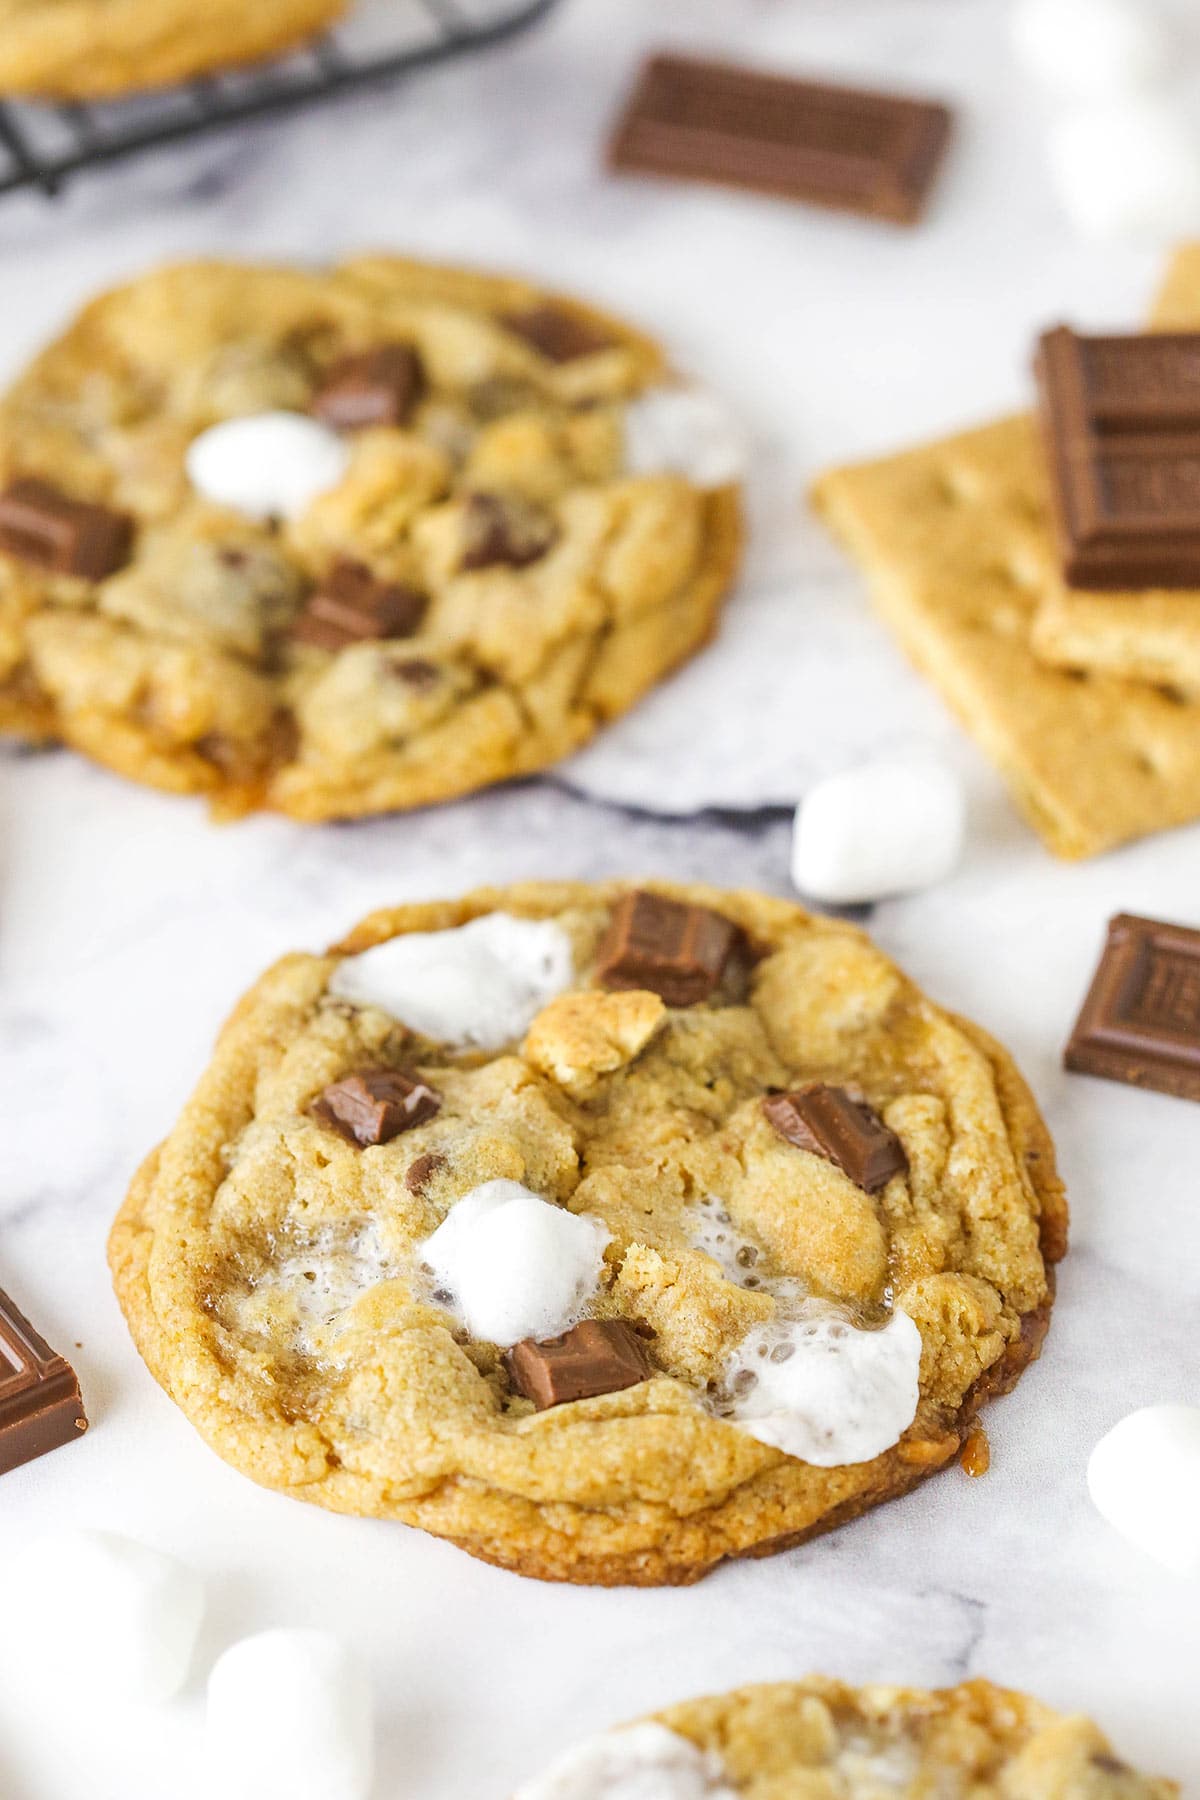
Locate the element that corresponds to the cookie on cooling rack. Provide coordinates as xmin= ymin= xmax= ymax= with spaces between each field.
xmin=0 ymin=255 xmax=741 ymax=819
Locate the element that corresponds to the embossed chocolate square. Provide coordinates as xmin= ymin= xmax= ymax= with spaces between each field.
xmin=1065 ymin=913 xmax=1200 ymax=1101
xmin=0 ymin=1287 xmax=88 ymax=1477
xmin=609 ymin=54 xmax=952 ymax=225
xmin=1036 ymin=326 xmax=1200 ymax=588
xmin=506 ymin=1319 xmax=653 ymax=1410
xmin=763 ymin=1084 xmax=907 ymax=1192
xmin=595 ymin=890 xmax=741 ymax=1006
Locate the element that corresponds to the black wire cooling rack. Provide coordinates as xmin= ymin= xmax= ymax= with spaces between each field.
xmin=0 ymin=0 xmax=561 ymax=198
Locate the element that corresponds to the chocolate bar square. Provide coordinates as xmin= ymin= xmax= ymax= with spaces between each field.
xmin=1065 ymin=913 xmax=1200 ymax=1101
xmin=1037 ymin=326 xmax=1200 ymax=588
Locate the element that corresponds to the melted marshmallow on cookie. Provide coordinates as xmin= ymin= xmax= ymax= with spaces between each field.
xmin=330 ymin=913 xmax=574 ymax=1049
xmin=185 ymin=411 xmax=350 ymax=520
xmin=513 ymin=1723 xmax=736 ymax=1800
xmin=421 ymin=1180 xmax=611 ymax=1347
xmin=724 ymin=1306 xmax=922 ymax=1467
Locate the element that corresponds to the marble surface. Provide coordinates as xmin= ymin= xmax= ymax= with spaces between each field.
xmin=1 ymin=2 xmax=1198 ymax=1795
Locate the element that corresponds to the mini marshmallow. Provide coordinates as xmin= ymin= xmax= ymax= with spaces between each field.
xmin=622 ymin=386 xmax=749 ymax=487
xmin=791 ymin=758 xmax=965 ymax=904
xmin=10 ymin=1529 xmax=204 ymax=1703
xmin=1047 ymin=100 xmax=1200 ymax=241
xmin=1087 ymin=1405 xmax=1200 ymax=1576
xmin=1011 ymin=0 xmax=1171 ymax=100
xmin=330 ymin=912 xmax=574 ymax=1049
xmin=186 ymin=411 xmax=350 ymax=520
xmin=421 ymin=1179 xmax=611 ymax=1346
xmin=726 ymin=1308 xmax=922 ymax=1467
xmin=514 ymin=1722 xmax=736 ymax=1800
xmin=207 ymin=1629 xmax=373 ymax=1800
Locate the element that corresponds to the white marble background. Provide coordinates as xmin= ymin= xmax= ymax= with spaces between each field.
xmin=1 ymin=2 xmax=1198 ymax=1795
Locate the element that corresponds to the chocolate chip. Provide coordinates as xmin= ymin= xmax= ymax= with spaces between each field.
xmin=292 ymin=559 xmax=427 ymax=651
xmin=311 ymin=1067 xmax=441 ymax=1147
xmin=387 ymin=656 xmax=441 ymax=691
xmin=0 ymin=478 xmax=133 ymax=580
xmin=505 ymin=1319 xmax=653 ymax=1410
xmin=500 ymin=305 xmax=616 ymax=364
xmin=312 ymin=344 xmax=424 ymax=431
xmin=458 ymin=492 xmax=557 ymax=571
xmin=595 ymin=890 xmax=741 ymax=1007
xmin=405 ymin=1151 xmax=448 ymax=1194
xmin=762 ymin=1086 xmax=907 ymax=1193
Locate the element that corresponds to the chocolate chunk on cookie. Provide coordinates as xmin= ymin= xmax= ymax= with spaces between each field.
xmin=0 ymin=479 xmax=132 ymax=579
xmin=506 ymin=1320 xmax=654 ymax=1409
xmin=763 ymin=1085 xmax=907 ymax=1192
xmin=312 ymin=344 xmax=424 ymax=430
xmin=595 ymin=890 xmax=740 ymax=1005
xmin=311 ymin=1067 xmax=440 ymax=1146
xmin=501 ymin=305 xmax=616 ymax=364
xmin=458 ymin=492 xmax=557 ymax=571
xmin=292 ymin=560 xmax=427 ymax=651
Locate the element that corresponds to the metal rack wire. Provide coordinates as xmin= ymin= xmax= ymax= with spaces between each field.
xmin=0 ymin=0 xmax=560 ymax=198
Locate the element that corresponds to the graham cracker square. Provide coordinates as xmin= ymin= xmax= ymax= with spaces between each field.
xmin=812 ymin=411 xmax=1200 ymax=859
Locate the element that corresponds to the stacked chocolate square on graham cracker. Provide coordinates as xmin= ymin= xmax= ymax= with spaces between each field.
xmin=813 ymin=243 xmax=1200 ymax=861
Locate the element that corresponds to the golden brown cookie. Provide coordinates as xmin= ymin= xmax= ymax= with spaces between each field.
xmin=512 ymin=1677 xmax=1176 ymax=1797
xmin=812 ymin=413 xmax=1200 ymax=860
xmin=109 ymin=880 xmax=1065 ymax=1587
xmin=0 ymin=258 xmax=741 ymax=819
xmin=0 ymin=0 xmax=346 ymax=98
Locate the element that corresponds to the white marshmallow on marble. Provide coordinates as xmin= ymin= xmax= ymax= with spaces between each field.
xmin=330 ymin=912 xmax=574 ymax=1051
xmin=1011 ymin=0 xmax=1170 ymax=101
xmin=206 ymin=1629 xmax=373 ymax=1800
xmin=1047 ymin=100 xmax=1200 ymax=240
xmin=791 ymin=757 xmax=965 ymax=904
xmin=9 ymin=1529 xmax=204 ymax=1703
xmin=514 ymin=1722 xmax=736 ymax=1800
xmin=622 ymin=386 xmax=749 ymax=488
xmin=186 ymin=411 xmax=350 ymax=521
xmin=725 ymin=1308 xmax=922 ymax=1467
xmin=1087 ymin=1405 xmax=1200 ymax=1576
xmin=421 ymin=1179 xmax=611 ymax=1347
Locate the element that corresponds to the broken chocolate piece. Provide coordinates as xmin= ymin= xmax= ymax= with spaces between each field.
xmin=458 ymin=491 xmax=557 ymax=571
xmin=0 ymin=478 xmax=132 ymax=579
xmin=292 ymin=558 xmax=427 ymax=651
xmin=405 ymin=1151 xmax=448 ymax=1194
xmin=505 ymin=1318 xmax=653 ymax=1410
xmin=595 ymin=890 xmax=739 ymax=1006
xmin=763 ymin=1085 xmax=907 ymax=1192
xmin=609 ymin=54 xmax=952 ymax=226
xmin=0 ymin=1286 xmax=88 ymax=1477
xmin=312 ymin=344 xmax=424 ymax=431
xmin=1036 ymin=326 xmax=1200 ymax=588
xmin=311 ymin=1067 xmax=441 ymax=1146
xmin=501 ymin=305 xmax=615 ymax=364
xmin=1065 ymin=912 xmax=1200 ymax=1101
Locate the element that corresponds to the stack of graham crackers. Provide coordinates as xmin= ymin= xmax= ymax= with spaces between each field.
xmin=814 ymin=243 xmax=1200 ymax=861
